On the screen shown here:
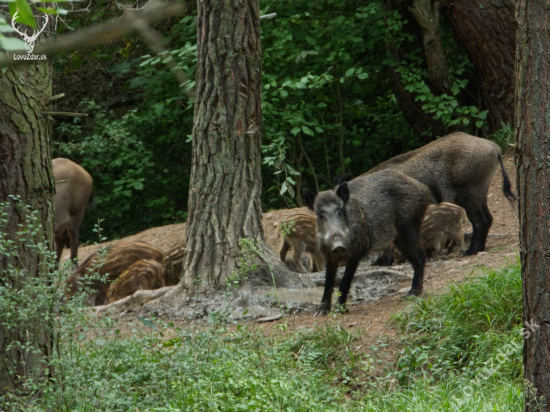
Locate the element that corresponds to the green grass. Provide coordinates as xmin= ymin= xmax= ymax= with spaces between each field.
xmin=2 ymin=262 xmax=524 ymax=411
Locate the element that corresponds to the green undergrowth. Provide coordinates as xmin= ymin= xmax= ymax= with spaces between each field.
xmin=2 ymin=260 xmax=525 ymax=411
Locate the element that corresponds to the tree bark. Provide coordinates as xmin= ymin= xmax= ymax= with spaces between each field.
xmin=408 ymin=0 xmax=451 ymax=95
xmin=0 ymin=58 xmax=54 ymax=393
xmin=444 ymin=0 xmax=516 ymax=133
xmin=182 ymin=0 xmax=270 ymax=288
xmin=515 ymin=0 xmax=550 ymax=409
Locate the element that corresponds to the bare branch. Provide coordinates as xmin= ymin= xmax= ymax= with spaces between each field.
xmin=260 ymin=13 xmax=277 ymax=19
xmin=43 ymin=111 xmax=88 ymax=117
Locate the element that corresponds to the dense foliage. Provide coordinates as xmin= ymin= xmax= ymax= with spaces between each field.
xmin=47 ymin=0 xmax=496 ymax=241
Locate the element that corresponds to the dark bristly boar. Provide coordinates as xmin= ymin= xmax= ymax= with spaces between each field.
xmin=302 ymin=170 xmax=431 ymax=316
xmin=52 ymin=158 xmax=93 ymax=263
xmin=364 ymin=132 xmax=516 ymax=255
xmin=66 ymin=241 xmax=164 ymax=305
xmin=107 ymin=259 xmax=165 ymax=303
xmin=163 ymin=241 xmax=186 ymax=286
xmin=278 ymin=214 xmax=325 ymax=273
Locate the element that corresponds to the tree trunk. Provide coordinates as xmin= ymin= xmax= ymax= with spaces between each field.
xmin=0 ymin=59 xmax=54 ymax=393
xmin=444 ymin=0 xmax=516 ymax=133
xmin=515 ymin=0 xmax=550 ymax=409
xmin=182 ymin=0 xmax=270 ymax=288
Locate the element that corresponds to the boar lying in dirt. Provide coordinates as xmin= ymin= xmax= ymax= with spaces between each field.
xmin=393 ymin=202 xmax=466 ymax=263
xmin=364 ymin=132 xmax=516 ymax=255
xmin=107 ymin=259 xmax=165 ymax=303
xmin=66 ymin=241 xmax=164 ymax=305
xmin=278 ymin=214 xmax=325 ymax=273
xmin=303 ymin=170 xmax=431 ymax=316
xmin=53 ymin=158 xmax=93 ymax=264
xmin=163 ymin=241 xmax=186 ymax=286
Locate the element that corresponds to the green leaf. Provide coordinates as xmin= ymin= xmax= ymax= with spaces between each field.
xmin=290 ymin=127 xmax=301 ymax=135
xmin=138 ymin=317 xmax=158 ymax=330
xmin=357 ymin=73 xmax=369 ymax=80
xmin=0 ymin=36 xmax=26 ymax=51
xmin=302 ymin=125 xmax=314 ymax=136
xmin=306 ymin=37 xmax=316 ymax=45
xmin=475 ymin=120 xmax=484 ymax=128
xmin=132 ymin=181 xmax=144 ymax=190
xmin=479 ymin=110 xmax=489 ymax=120
xmin=280 ymin=90 xmax=288 ymax=98
xmin=345 ymin=67 xmax=355 ymax=77
xmin=14 ymin=0 xmax=37 ymax=29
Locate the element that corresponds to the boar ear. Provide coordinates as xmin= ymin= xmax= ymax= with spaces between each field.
xmin=301 ymin=187 xmax=316 ymax=210
xmin=333 ymin=174 xmax=342 ymax=188
xmin=336 ymin=182 xmax=350 ymax=204
xmin=342 ymin=173 xmax=353 ymax=183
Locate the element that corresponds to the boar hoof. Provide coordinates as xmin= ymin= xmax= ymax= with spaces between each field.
xmin=403 ymin=288 xmax=422 ymax=298
xmin=314 ymin=306 xmax=329 ymax=317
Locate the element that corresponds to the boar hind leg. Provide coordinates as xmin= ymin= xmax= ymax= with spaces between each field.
xmin=279 ymin=238 xmax=290 ymax=263
xmin=54 ymin=230 xmax=65 ymax=264
xmin=478 ymin=201 xmax=493 ymax=252
xmin=336 ymin=257 xmax=361 ymax=313
xmin=67 ymin=223 xmax=80 ymax=262
xmin=293 ymin=245 xmax=309 ymax=273
xmin=462 ymin=203 xmax=485 ymax=255
xmin=394 ymin=234 xmax=426 ymax=296
xmin=315 ymin=260 xmax=339 ymax=317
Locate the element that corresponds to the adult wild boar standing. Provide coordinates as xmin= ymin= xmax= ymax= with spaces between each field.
xmin=364 ymin=132 xmax=515 ymax=255
xmin=302 ymin=170 xmax=431 ymax=316
xmin=52 ymin=158 xmax=93 ymax=263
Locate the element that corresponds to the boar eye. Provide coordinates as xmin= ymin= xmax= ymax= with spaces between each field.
xmin=336 ymin=210 xmax=343 ymax=218
xmin=318 ymin=212 xmax=326 ymax=220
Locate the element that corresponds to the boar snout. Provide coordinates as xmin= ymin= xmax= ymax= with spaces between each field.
xmin=331 ymin=239 xmax=346 ymax=254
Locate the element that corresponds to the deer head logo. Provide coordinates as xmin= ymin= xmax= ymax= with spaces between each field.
xmin=11 ymin=11 xmax=49 ymax=54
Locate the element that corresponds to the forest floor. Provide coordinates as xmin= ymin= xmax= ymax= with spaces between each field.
xmin=63 ymin=156 xmax=519 ymax=369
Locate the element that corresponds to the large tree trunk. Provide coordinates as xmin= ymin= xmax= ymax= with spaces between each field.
xmin=182 ymin=0 xmax=271 ymax=288
xmin=515 ymin=0 xmax=550 ymax=409
xmin=444 ymin=0 xmax=516 ymax=133
xmin=0 ymin=59 xmax=55 ymax=392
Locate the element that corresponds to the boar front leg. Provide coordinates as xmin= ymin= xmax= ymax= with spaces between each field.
xmin=336 ymin=257 xmax=360 ymax=313
xmin=314 ymin=260 xmax=339 ymax=317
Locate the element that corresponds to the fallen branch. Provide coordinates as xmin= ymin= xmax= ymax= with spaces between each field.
xmin=94 ymin=285 xmax=178 ymax=316
xmin=43 ymin=111 xmax=88 ymax=117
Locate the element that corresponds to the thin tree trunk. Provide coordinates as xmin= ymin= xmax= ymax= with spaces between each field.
xmin=0 ymin=60 xmax=54 ymax=392
xmin=182 ymin=0 xmax=277 ymax=289
xmin=445 ymin=0 xmax=516 ymax=133
xmin=515 ymin=0 xmax=550 ymax=408
xmin=336 ymin=78 xmax=346 ymax=174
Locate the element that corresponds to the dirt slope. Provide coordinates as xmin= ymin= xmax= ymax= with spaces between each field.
xmin=68 ymin=156 xmax=519 ymax=355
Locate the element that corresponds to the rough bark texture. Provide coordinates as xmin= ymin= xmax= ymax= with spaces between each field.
xmin=445 ymin=0 xmax=516 ymax=133
xmin=182 ymin=0 xmax=270 ymax=288
xmin=515 ymin=0 xmax=550 ymax=409
xmin=0 ymin=59 xmax=54 ymax=392
xmin=408 ymin=0 xmax=451 ymax=95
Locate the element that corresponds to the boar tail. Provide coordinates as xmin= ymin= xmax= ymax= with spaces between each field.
xmin=498 ymin=152 xmax=516 ymax=203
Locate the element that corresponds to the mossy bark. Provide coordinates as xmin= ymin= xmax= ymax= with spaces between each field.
xmin=0 ymin=59 xmax=55 ymax=393
xmin=515 ymin=0 xmax=550 ymax=409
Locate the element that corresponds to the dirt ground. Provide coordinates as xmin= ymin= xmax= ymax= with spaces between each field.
xmin=68 ymin=156 xmax=519 ymax=357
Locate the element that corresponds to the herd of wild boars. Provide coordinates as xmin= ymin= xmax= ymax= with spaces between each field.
xmin=57 ymin=132 xmax=515 ymax=313
xmin=301 ymin=132 xmax=516 ymax=315
xmin=52 ymin=158 xmax=93 ymax=264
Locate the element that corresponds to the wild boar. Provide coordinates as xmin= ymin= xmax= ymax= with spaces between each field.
xmin=66 ymin=241 xmax=164 ymax=305
xmin=52 ymin=158 xmax=93 ymax=263
xmin=107 ymin=259 xmax=165 ymax=303
xmin=302 ymin=170 xmax=431 ymax=316
xmin=364 ymin=132 xmax=516 ymax=255
xmin=393 ymin=202 xmax=466 ymax=262
xmin=163 ymin=241 xmax=186 ymax=286
xmin=278 ymin=214 xmax=325 ymax=273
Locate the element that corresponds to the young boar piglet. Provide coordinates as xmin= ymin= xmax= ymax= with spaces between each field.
xmin=302 ymin=170 xmax=431 ymax=316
